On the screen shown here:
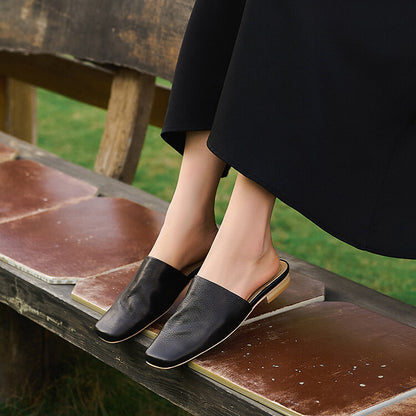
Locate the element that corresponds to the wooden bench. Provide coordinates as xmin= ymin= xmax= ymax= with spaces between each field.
xmin=1 ymin=2 xmax=416 ymax=415
xmin=1 ymin=134 xmax=415 ymax=416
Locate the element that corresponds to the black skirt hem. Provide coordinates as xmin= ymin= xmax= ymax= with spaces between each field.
xmin=206 ymin=139 xmax=416 ymax=260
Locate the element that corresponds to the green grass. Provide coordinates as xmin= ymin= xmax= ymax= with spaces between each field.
xmin=6 ymin=88 xmax=412 ymax=416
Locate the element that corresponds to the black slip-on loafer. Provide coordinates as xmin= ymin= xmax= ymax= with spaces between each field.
xmin=95 ymin=256 xmax=201 ymax=343
xmin=145 ymin=260 xmax=290 ymax=369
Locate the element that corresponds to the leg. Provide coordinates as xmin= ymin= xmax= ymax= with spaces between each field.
xmin=149 ymin=129 xmax=225 ymax=270
xmin=199 ymin=172 xmax=280 ymax=299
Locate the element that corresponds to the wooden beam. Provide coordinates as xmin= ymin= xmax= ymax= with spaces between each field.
xmin=0 ymin=52 xmax=168 ymax=128
xmin=0 ymin=51 xmax=113 ymax=109
xmin=6 ymin=79 xmax=37 ymax=144
xmin=95 ymin=69 xmax=155 ymax=183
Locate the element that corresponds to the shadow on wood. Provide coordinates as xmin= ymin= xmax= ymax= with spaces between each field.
xmin=0 ymin=303 xmax=69 ymax=400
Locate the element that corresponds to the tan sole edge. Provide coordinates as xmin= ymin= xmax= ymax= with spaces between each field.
xmin=266 ymin=274 xmax=291 ymax=303
xmin=70 ymin=293 xmax=106 ymax=315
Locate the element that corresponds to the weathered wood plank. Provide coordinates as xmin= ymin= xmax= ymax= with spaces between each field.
xmin=0 ymin=0 xmax=194 ymax=81
xmin=95 ymin=68 xmax=155 ymax=183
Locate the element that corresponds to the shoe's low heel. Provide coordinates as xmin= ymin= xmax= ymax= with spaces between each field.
xmin=266 ymin=274 xmax=290 ymax=303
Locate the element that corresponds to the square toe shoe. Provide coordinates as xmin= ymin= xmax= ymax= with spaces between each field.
xmin=145 ymin=260 xmax=290 ymax=369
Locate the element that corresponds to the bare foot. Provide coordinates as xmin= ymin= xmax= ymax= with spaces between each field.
xmin=198 ymin=224 xmax=281 ymax=300
xmin=149 ymin=206 xmax=218 ymax=271
xmin=197 ymin=172 xmax=281 ymax=300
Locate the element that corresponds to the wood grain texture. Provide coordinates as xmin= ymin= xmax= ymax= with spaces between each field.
xmin=95 ymin=68 xmax=155 ymax=183
xmin=0 ymin=0 xmax=194 ymax=81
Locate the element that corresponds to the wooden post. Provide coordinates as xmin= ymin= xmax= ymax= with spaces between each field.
xmin=0 ymin=303 xmax=45 ymax=398
xmin=7 ymin=79 xmax=37 ymax=144
xmin=94 ymin=68 xmax=156 ymax=184
xmin=0 ymin=77 xmax=37 ymax=144
xmin=0 ymin=303 xmax=67 ymax=399
xmin=0 ymin=76 xmax=7 ymax=132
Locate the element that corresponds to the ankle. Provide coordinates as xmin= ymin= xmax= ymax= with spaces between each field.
xmin=149 ymin=215 xmax=217 ymax=271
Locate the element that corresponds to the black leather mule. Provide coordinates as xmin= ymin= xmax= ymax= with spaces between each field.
xmin=95 ymin=256 xmax=201 ymax=343
xmin=145 ymin=260 xmax=290 ymax=369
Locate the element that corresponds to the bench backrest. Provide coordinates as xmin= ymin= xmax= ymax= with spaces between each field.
xmin=0 ymin=0 xmax=193 ymax=80
xmin=0 ymin=0 xmax=194 ymax=183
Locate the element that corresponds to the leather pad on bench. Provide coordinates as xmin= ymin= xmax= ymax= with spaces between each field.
xmin=0 ymin=197 xmax=164 ymax=283
xmin=0 ymin=159 xmax=97 ymax=224
xmin=190 ymin=302 xmax=416 ymax=416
